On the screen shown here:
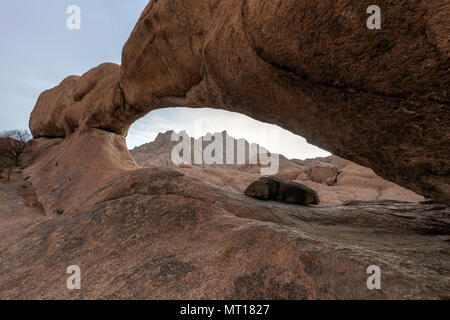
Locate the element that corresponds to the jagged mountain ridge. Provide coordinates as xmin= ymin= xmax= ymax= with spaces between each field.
xmin=130 ymin=131 xmax=424 ymax=204
xmin=130 ymin=130 xmax=295 ymax=171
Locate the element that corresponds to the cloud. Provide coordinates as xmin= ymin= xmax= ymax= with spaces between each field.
xmin=127 ymin=108 xmax=331 ymax=160
xmin=1 ymin=1 xmax=331 ymax=161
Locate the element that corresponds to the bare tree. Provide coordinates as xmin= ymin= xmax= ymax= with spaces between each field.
xmin=0 ymin=130 xmax=32 ymax=180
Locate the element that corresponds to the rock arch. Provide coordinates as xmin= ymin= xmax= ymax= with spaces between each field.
xmin=29 ymin=0 xmax=449 ymax=204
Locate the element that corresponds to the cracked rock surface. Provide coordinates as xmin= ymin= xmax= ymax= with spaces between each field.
xmin=3 ymin=0 xmax=448 ymax=299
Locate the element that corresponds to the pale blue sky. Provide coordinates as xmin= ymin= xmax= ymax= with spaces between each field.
xmin=0 ymin=1 xmax=330 ymax=160
xmin=0 ymin=0 xmax=148 ymax=129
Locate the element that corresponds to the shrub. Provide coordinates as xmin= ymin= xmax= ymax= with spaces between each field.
xmin=0 ymin=129 xmax=32 ymax=167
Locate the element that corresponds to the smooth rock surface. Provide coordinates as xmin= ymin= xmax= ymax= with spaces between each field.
xmin=28 ymin=1 xmax=450 ymax=203
xmin=0 ymin=126 xmax=448 ymax=299
xmin=119 ymin=0 xmax=450 ymax=204
xmin=30 ymin=63 xmax=134 ymax=138
xmin=1 ymin=145 xmax=449 ymax=299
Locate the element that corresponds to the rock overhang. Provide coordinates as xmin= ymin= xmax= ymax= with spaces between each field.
xmin=28 ymin=0 xmax=450 ymax=204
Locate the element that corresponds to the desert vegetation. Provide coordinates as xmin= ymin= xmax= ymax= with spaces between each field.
xmin=0 ymin=129 xmax=31 ymax=180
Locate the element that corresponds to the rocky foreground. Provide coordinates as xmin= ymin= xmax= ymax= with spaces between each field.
xmin=29 ymin=1 xmax=449 ymax=204
xmin=0 ymin=132 xmax=449 ymax=299
xmin=0 ymin=0 xmax=448 ymax=299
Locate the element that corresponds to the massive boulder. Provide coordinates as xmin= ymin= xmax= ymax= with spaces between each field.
xmin=28 ymin=1 xmax=449 ymax=203
xmin=118 ymin=0 xmax=450 ymax=204
xmin=30 ymin=63 xmax=135 ymax=138
xmin=292 ymin=156 xmax=425 ymax=205
xmin=245 ymin=176 xmax=319 ymax=205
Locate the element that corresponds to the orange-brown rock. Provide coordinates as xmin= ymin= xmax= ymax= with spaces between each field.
xmin=0 ymin=131 xmax=449 ymax=299
xmin=131 ymin=131 xmax=424 ymax=205
xmin=28 ymin=1 xmax=449 ymax=203
xmin=22 ymin=130 xmax=138 ymax=215
xmin=0 ymin=168 xmax=44 ymax=224
xmin=5 ymin=0 xmax=448 ymax=299
xmin=30 ymin=63 xmax=135 ymax=138
xmin=119 ymin=0 xmax=450 ymax=204
xmin=29 ymin=76 xmax=79 ymax=138
xmin=245 ymin=176 xmax=319 ymax=205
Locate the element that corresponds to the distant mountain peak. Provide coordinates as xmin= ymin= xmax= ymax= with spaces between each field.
xmin=130 ymin=129 xmax=282 ymax=170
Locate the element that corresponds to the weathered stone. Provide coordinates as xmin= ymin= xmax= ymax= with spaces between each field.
xmin=1 ymin=146 xmax=449 ymax=299
xmin=245 ymin=176 xmax=319 ymax=205
xmin=118 ymin=0 xmax=450 ymax=204
xmin=244 ymin=180 xmax=270 ymax=200
xmin=6 ymin=0 xmax=448 ymax=300
xmin=131 ymin=131 xmax=424 ymax=205
xmin=28 ymin=1 xmax=450 ymax=203
xmin=29 ymin=75 xmax=78 ymax=138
